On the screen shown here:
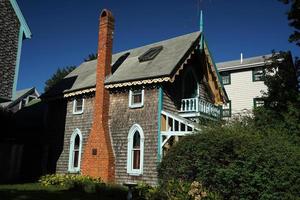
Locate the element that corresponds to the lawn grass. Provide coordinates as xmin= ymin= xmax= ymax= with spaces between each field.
xmin=0 ymin=183 xmax=127 ymax=200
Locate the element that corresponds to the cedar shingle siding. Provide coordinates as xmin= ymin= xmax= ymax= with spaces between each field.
xmin=0 ymin=0 xmax=20 ymax=100
xmin=109 ymin=88 xmax=159 ymax=185
xmin=56 ymin=96 xmax=94 ymax=173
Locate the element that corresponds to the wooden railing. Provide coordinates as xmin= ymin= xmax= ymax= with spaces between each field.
xmin=180 ymin=98 xmax=221 ymax=119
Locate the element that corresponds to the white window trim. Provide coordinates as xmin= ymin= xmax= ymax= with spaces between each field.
xmin=129 ymin=89 xmax=144 ymax=108
xmin=72 ymin=98 xmax=85 ymax=114
xmin=68 ymin=128 xmax=83 ymax=173
xmin=127 ymin=124 xmax=144 ymax=176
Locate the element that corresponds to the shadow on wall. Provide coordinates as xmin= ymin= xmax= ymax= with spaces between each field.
xmin=0 ymin=98 xmax=68 ymax=183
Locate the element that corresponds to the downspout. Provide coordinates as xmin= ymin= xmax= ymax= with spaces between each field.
xmin=157 ymin=86 xmax=163 ymax=162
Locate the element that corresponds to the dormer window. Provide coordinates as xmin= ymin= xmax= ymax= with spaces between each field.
xmin=129 ymin=89 xmax=144 ymax=108
xmin=73 ymin=98 xmax=84 ymax=114
xmin=138 ymin=46 xmax=163 ymax=62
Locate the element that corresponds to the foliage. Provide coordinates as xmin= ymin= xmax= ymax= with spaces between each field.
xmin=39 ymin=174 xmax=102 ymax=189
xmin=44 ymin=66 xmax=76 ymax=92
xmin=84 ymin=53 xmax=97 ymax=62
xmin=253 ymin=51 xmax=300 ymax=137
xmin=133 ymin=180 xmax=220 ymax=200
xmin=158 ymin=122 xmax=300 ymax=200
xmin=279 ymin=0 xmax=300 ymax=46
xmin=0 ymin=182 xmax=127 ymax=200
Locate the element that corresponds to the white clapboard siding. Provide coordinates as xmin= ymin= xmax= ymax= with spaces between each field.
xmin=224 ymin=70 xmax=267 ymax=115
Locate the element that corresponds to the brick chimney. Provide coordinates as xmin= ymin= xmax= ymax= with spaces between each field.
xmin=81 ymin=9 xmax=115 ymax=182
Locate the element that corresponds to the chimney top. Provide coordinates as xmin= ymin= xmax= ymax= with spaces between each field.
xmin=100 ymin=9 xmax=114 ymax=25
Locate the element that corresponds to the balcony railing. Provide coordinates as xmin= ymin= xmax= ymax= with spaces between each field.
xmin=180 ymin=97 xmax=221 ymax=119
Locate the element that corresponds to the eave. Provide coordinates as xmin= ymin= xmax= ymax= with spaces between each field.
xmin=10 ymin=0 xmax=32 ymax=39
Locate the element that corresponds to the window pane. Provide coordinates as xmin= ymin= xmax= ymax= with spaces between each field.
xmin=255 ymin=99 xmax=264 ymax=108
xmin=75 ymin=135 xmax=80 ymax=149
xmin=133 ymin=93 xmax=142 ymax=104
xmin=132 ymin=150 xmax=140 ymax=169
xmin=73 ymin=150 xmax=79 ymax=168
xmin=222 ymin=109 xmax=230 ymax=117
xmin=75 ymin=99 xmax=83 ymax=112
xmin=222 ymin=73 xmax=230 ymax=85
xmin=254 ymin=68 xmax=264 ymax=81
xmin=133 ymin=131 xmax=140 ymax=148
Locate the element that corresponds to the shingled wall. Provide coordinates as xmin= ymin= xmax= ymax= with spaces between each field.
xmin=109 ymin=87 xmax=159 ymax=185
xmin=0 ymin=0 xmax=20 ymax=100
xmin=56 ymin=95 xmax=94 ymax=173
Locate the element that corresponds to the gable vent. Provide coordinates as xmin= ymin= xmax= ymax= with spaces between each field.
xmin=138 ymin=46 xmax=163 ymax=62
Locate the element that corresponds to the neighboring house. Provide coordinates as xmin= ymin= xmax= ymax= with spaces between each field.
xmin=0 ymin=0 xmax=31 ymax=103
xmin=217 ymin=54 xmax=270 ymax=118
xmin=42 ymin=10 xmax=227 ymax=185
xmin=0 ymin=87 xmax=39 ymax=112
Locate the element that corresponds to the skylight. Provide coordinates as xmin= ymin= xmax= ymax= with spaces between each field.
xmin=138 ymin=46 xmax=163 ymax=62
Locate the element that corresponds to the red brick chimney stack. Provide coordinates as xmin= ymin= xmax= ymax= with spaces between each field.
xmin=81 ymin=9 xmax=115 ymax=182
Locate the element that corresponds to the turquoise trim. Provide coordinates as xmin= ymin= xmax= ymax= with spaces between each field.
xmin=203 ymin=38 xmax=229 ymax=101
xmin=157 ymin=87 xmax=163 ymax=162
xmin=199 ymin=10 xmax=204 ymax=50
xmin=10 ymin=0 xmax=32 ymax=39
xmin=12 ymin=27 xmax=24 ymax=99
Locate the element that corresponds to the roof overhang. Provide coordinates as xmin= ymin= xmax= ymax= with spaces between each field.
xmin=10 ymin=0 xmax=32 ymax=39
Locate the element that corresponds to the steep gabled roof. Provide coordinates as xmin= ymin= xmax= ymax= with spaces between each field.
xmin=44 ymin=31 xmax=201 ymax=97
xmin=43 ymin=31 xmax=226 ymax=103
xmin=106 ymin=31 xmax=201 ymax=85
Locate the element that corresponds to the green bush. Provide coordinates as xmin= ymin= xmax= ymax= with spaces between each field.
xmin=133 ymin=180 xmax=219 ymax=200
xmin=158 ymin=123 xmax=300 ymax=200
xmin=39 ymin=174 xmax=103 ymax=192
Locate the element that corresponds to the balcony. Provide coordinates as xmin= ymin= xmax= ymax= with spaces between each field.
xmin=180 ymin=98 xmax=221 ymax=120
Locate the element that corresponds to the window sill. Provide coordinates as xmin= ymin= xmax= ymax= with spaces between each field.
xmin=129 ymin=104 xmax=144 ymax=109
xmin=127 ymin=172 xmax=143 ymax=176
xmin=68 ymin=169 xmax=80 ymax=174
xmin=73 ymin=111 xmax=83 ymax=115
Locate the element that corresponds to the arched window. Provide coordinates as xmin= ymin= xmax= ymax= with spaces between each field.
xmin=127 ymin=124 xmax=144 ymax=175
xmin=68 ymin=129 xmax=82 ymax=173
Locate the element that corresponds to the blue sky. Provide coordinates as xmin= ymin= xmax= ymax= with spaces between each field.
xmin=18 ymin=0 xmax=299 ymax=93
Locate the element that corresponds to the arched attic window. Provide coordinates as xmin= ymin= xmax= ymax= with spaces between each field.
xmin=182 ymin=69 xmax=199 ymax=99
xmin=127 ymin=124 xmax=144 ymax=175
xmin=68 ymin=128 xmax=83 ymax=173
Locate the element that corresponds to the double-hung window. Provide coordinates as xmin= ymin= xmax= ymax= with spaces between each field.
xmin=73 ymin=98 xmax=84 ymax=114
xmin=221 ymin=72 xmax=231 ymax=85
xmin=222 ymin=101 xmax=231 ymax=118
xmin=252 ymin=67 xmax=265 ymax=81
xmin=253 ymin=98 xmax=265 ymax=108
xmin=129 ymin=89 xmax=144 ymax=108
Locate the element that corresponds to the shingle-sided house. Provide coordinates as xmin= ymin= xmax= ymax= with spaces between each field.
xmin=43 ymin=9 xmax=227 ymax=185
xmin=0 ymin=0 xmax=31 ymax=102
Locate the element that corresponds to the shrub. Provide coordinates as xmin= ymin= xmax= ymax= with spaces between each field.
xmin=158 ymin=122 xmax=300 ymax=200
xmin=39 ymin=174 xmax=103 ymax=192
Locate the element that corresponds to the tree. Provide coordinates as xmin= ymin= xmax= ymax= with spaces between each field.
xmin=44 ymin=66 xmax=76 ymax=92
xmin=279 ymin=0 xmax=300 ymax=46
xmin=253 ymin=51 xmax=300 ymax=136
xmin=84 ymin=53 xmax=97 ymax=62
